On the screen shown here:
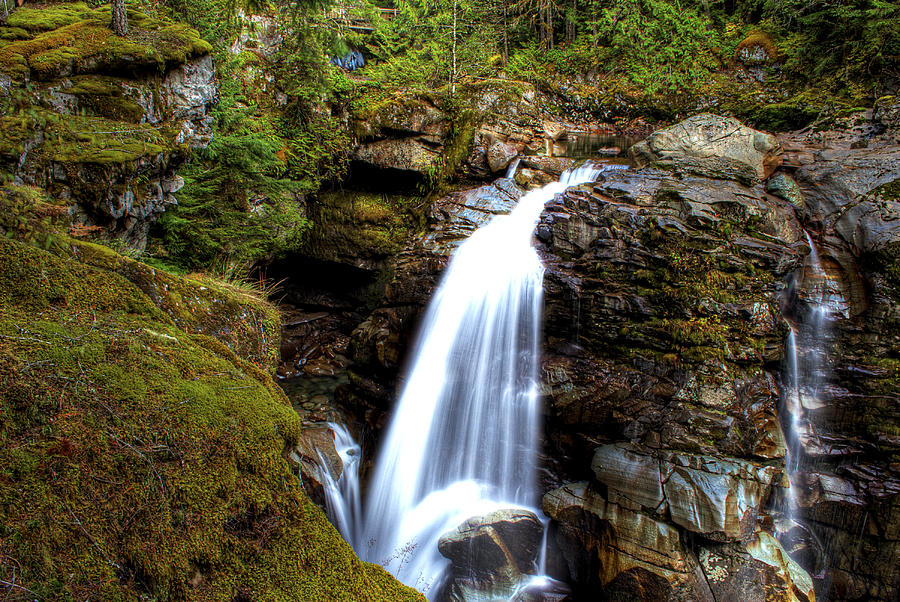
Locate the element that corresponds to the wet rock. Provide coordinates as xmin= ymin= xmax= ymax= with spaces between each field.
xmin=287 ymin=426 xmax=343 ymax=506
xmin=780 ymin=125 xmax=900 ymax=256
xmin=520 ymin=156 xmax=575 ymax=177
xmin=542 ymin=482 xmax=710 ymax=600
xmin=516 ymin=167 xmax=553 ymax=189
xmin=437 ymin=509 xmax=544 ymax=602
xmin=630 ymin=114 xmax=783 ymax=182
xmin=766 ymin=173 xmax=803 ymax=207
xmin=591 ymin=444 xmax=778 ymax=541
xmin=486 ymin=139 xmax=518 ymax=173
xmin=438 ymin=509 xmax=543 ymax=575
xmin=423 ymin=178 xmax=522 ymax=255
xmin=701 ymin=532 xmax=815 ymax=602
xmin=536 ymin=166 xmax=800 ymax=470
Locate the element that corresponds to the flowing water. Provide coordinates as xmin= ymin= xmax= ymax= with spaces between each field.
xmin=779 ymin=231 xmax=845 ymax=581
xmin=319 ymin=164 xmax=615 ymax=597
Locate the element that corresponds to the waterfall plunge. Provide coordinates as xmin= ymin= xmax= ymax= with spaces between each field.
xmin=321 ymin=165 xmax=612 ymax=596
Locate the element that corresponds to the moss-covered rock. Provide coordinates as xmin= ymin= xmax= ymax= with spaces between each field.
xmin=0 ymin=3 xmax=210 ymax=81
xmin=303 ymin=190 xmax=423 ymax=271
xmin=0 ymin=218 xmax=421 ymax=600
xmin=0 ymin=2 xmax=217 ymax=250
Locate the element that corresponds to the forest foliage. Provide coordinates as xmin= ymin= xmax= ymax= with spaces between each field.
xmin=144 ymin=0 xmax=899 ymax=270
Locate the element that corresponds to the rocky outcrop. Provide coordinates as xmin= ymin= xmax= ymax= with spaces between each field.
xmin=542 ymin=482 xmax=812 ymax=602
xmin=591 ymin=444 xmax=779 ymax=541
xmin=630 ymin=113 xmax=783 ymax=183
xmin=530 ymin=145 xmax=814 ymax=598
xmin=780 ymin=108 xmax=900 ymax=258
xmin=774 ymin=107 xmax=900 ymax=600
xmin=0 ymin=7 xmax=217 ymax=249
xmin=351 ymin=95 xmax=449 ymax=177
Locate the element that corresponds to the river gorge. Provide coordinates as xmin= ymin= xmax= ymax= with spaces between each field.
xmin=1 ymin=2 xmax=899 ymax=600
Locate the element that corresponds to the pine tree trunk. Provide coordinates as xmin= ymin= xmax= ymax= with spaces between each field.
xmin=546 ymin=4 xmax=553 ymax=49
xmin=502 ymin=0 xmax=509 ymax=64
xmin=451 ymin=0 xmax=457 ymax=96
xmin=566 ymin=0 xmax=576 ymax=43
xmin=111 ymin=0 xmax=128 ymax=37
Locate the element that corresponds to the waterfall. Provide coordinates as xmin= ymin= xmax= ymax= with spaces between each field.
xmin=505 ymin=157 xmax=521 ymax=179
xmin=779 ymin=231 xmax=843 ymax=570
xmin=319 ymin=423 xmax=364 ymax=548
xmin=320 ymin=164 xmax=611 ymax=596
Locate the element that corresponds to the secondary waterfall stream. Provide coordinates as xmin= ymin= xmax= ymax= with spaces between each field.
xmin=319 ymin=164 xmax=614 ymax=597
xmin=779 ymin=231 xmax=846 ymax=582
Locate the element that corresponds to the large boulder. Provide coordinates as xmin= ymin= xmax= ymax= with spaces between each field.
xmin=486 ymin=139 xmax=518 ymax=173
xmin=630 ymin=114 xmax=783 ymax=182
xmin=351 ymin=137 xmax=441 ymax=174
xmin=438 ymin=509 xmax=544 ymax=576
xmin=437 ymin=509 xmax=544 ymax=602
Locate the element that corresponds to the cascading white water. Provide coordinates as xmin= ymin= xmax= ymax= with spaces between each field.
xmin=320 ymin=165 xmax=613 ymax=596
xmin=319 ymin=423 xmax=364 ymax=548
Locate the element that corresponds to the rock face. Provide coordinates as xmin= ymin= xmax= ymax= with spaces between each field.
xmin=530 ymin=141 xmax=811 ymax=599
xmin=0 ymin=7 xmax=218 ymax=249
xmin=775 ymin=108 xmax=900 ymax=601
xmin=350 ymin=95 xmax=449 ymax=178
xmin=630 ymin=113 xmax=783 ymax=182
xmin=3 ymin=63 xmax=217 ymax=248
xmin=591 ymin=444 xmax=778 ymax=541
xmin=338 ymin=112 xmax=900 ymax=601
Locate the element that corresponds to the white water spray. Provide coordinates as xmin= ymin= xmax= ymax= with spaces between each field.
xmin=321 ymin=164 xmax=616 ymax=596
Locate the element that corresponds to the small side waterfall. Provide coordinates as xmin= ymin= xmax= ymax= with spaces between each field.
xmin=319 ymin=423 xmax=363 ymax=548
xmin=320 ymin=165 xmax=611 ymax=597
xmin=779 ymin=230 xmax=845 ymax=580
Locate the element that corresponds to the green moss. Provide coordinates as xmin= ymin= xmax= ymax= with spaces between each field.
xmin=0 ymin=26 xmax=30 ymax=41
xmin=735 ymin=31 xmax=780 ymax=62
xmin=0 ymin=2 xmax=211 ymax=81
xmin=5 ymin=2 xmax=95 ymax=34
xmin=873 ymin=178 xmax=900 ymax=204
xmin=304 ymin=190 xmax=422 ymax=264
xmin=64 ymin=76 xmax=146 ymax=122
xmin=0 ymin=232 xmax=422 ymax=600
xmin=6 ymin=109 xmax=176 ymax=166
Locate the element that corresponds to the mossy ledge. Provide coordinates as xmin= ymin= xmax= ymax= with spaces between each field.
xmin=0 ymin=227 xmax=422 ymax=599
xmin=0 ymin=2 xmax=211 ymax=81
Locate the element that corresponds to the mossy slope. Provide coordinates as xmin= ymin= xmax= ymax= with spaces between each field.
xmin=0 ymin=213 xmax=421 ymax=599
